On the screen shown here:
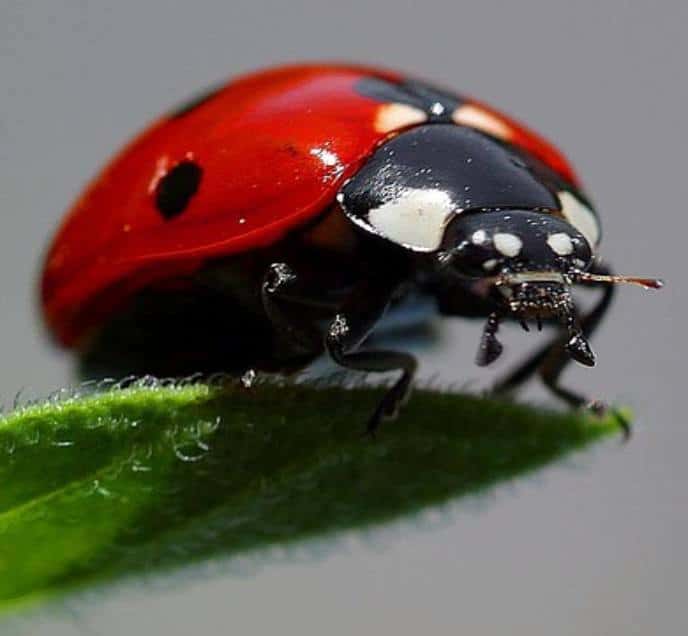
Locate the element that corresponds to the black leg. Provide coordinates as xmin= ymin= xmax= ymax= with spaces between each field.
xmin=324 ymin=279 xmax=417 ymax=436
xmin=476 ymin=311 xmax=505 ymax=367
xmin=493 ymin=263 xmax=618 ymax=413
xmin=261 ymin=262 xmax=322 ymax=355
xmin=262 ymin=262 xmax=416 ymax=434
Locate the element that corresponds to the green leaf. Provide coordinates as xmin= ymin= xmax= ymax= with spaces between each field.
xmin=0 ymin=379 xmax=620 ymax=612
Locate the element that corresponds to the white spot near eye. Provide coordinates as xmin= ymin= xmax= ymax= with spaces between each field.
xmin=471 ymin=229 xmax=489 ymax=245
xmin=558 ymin=191 xmax=600 ymax=247
xmin=547 ymin=232 xmax=574 ymax=256
xmin=452 ymin=104 xmax=513 ymax=140
xmin=482 ymin=258 xmax=499 ymax=271
xmin=367 ymin=188 xmax=455 ymax=251
xmin=493 ymin=232 xmax=523 ymax=257
xmin=375 ymin=103 xmax=428 ymax=133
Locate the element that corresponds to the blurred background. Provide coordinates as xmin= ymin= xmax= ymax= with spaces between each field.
xmin=1 ymin=1 xmax=685 ymax=634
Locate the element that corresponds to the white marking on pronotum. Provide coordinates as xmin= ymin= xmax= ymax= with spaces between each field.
xmin=452 ymin=104 xmax=512 ymax=140
xmin=547 ymin=232 xmax=574 ymax=256
xmin=558 ymin=191 xmax=600 ymax=247
xmin=482 ymin=258 xmax=499 ymax=271
xmin=367 ymin=188 xmax=456 ymax=251
xmin=471 ymin=229 xmax=489 ymax=245
xmin=493 ymin=232 xmax=523 ymax=257
xmin=375 ymin=103 xmax=428 ymax=133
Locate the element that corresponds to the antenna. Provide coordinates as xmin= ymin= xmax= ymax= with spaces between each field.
xmin=576 ymin=272 xmax=664 ymax=290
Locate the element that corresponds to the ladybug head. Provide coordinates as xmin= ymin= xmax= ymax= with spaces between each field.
xmin=441 ymin=209 xmax=594 ymax=284
xmin=438 ymin=209 xmax=663 ymax=367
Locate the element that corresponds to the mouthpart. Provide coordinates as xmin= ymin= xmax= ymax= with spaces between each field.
xmin=473 ymin=267 xmax=662 ymax=369
xmin=496 ymin=273 xmax=573 ymax=322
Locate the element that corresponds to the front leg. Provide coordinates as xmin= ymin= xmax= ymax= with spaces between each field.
xmin=493 ymin=263 xmax=622 ymax=424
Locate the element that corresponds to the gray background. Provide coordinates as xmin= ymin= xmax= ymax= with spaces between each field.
xmin=1 ymin=1 xmax=686 ymax=634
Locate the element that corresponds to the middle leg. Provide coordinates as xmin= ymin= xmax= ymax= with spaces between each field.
xmin=262 ymin=261 xmax=417 ymax=434
xmin=324 ymin=276 xmax=418 ymax=436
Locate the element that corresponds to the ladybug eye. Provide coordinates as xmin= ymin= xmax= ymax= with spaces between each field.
xmin=155 ymin=160 xmax=203 ymax=220
xmin=449 ymin=230 xmax=505 ymax=276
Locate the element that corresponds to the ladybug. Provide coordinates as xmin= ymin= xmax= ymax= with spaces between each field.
xmin=41 ymin=63 xmax=662 ymax=433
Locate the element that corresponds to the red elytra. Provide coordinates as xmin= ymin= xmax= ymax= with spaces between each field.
xmin=41 ymin=63 xmax=579 ymax=347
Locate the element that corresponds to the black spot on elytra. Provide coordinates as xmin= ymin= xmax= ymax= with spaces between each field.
xmin=169 ymin=83 xmax=223 ymax=118
xmin=355 ymin=77 xmax=465 ymax=123
xmin=155 ymin=160 xmax=203 ymax=220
